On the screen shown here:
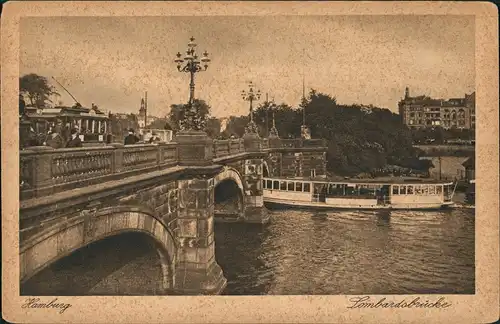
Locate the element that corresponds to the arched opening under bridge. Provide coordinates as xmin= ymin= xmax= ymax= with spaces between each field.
xmin=214 ymin=178 xmax=244 ymax=222
xmin=21 ymin=232 xmax=173 ymax=296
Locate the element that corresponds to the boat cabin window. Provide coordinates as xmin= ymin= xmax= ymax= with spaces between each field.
xmin=296 ymin=182 xmax=303 ymax=192
xmin=422 ymin=185 xmax=429 ymax=195
xmin=436 ymin=185 xmax=443 ymax=195
xmin=407 ymin=185 xmax=414 ymax=194
xmin=273 ymin=180 xmax=279 ymax=190
xmin=262 ymin=180 xmax=266 ymax=189
xmin=429 ymin=186 xmax=436 ymax=195
xmin=400 ymin=186 xmax=407 ymax=195
xmin=415 ymin=185 xmax=422 ymax=195
xmin=287 ymin=182 xmax=294 ymax=191
xmin=303 ymin=183 xmax=311 ymax=192
xmin=266 ymin=180 xmax=272 ymax=189
xmin=280 ymin=181 xmax=287 ymax=191
xmin=392 ymin=185 xmax=399 ymax=195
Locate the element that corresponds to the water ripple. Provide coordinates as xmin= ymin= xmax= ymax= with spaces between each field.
xmin=215 ymin=208 xmax=475 ymax=295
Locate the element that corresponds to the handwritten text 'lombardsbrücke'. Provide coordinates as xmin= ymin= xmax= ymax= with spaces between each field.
xmin=347 ymin=296 xmax=452 ymax=309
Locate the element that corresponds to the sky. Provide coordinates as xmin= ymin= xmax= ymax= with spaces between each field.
xmin=20 ymin=15 xmax=475 ymax=118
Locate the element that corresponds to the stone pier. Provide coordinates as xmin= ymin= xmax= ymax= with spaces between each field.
xmin=242 ymin=133 xmax=270 ymax=224
xmin=173 ymin=130 xmax=227 ymax=294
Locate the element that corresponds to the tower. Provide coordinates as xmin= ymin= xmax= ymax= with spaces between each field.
xmin=138 ymin=98 xmax=146 ymax=128
xmin=405 ymin=87 xmax=410 ymax=99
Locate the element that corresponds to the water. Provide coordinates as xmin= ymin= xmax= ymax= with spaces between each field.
xmin=23 ymin=208 xmax=475 ymax=296
xmin=215 ymin=208 xmax=475 ymax=295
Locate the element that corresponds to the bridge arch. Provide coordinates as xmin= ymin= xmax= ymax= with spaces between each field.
xmin=214 ymin=166 xmax=245 ymax=192
xmin=213 ymin=167 xmax=245 ymax=221
xmin=20 ymin=206 xmax=176 ymax=294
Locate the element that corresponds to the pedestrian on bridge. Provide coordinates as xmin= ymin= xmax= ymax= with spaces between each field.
xmin=66 ymin=128 xmax=83 ymax=148
xmin=124 ymin=128 xmax=139 ymax=145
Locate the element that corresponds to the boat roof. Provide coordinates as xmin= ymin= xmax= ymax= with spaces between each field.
xmin=265 ymin=176 xmax=454 ymax=185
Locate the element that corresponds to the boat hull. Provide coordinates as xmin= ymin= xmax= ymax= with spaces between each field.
xmin=263 ymin=198 xmax=454 ymax=211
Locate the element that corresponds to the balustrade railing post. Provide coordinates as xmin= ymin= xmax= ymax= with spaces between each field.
xmin=174 ymin=130 xmax=214 ymax=166
xmin=158 ymin=143 xmax=165 ymax=165
xmin=29 ymin=146 xmax=55 ymax=197
xmin=110 ymin=143 xmax=124 ymax=174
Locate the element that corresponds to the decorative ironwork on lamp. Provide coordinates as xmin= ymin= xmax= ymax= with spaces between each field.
xmin=174 ymin=36 xmax=211 ymax=131
xmin=241 ymin=81 xmax=261 ymax=135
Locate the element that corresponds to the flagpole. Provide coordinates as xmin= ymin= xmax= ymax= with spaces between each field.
xmin=302 ymin=48 xmax=306 ymax=126
xmin=266 ymin=92 xmax=269 ymax=138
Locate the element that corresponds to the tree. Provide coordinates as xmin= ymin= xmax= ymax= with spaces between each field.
xmin=148 ymin=117 xmax=171 ymax=130
xmin=223 ymin=115 xmax=250 ymax=138
xmin=109 ymin=113 xmax=139 ymax=140
xmin=206 ymin=117 xmax=221 ymax=138
xmin=254 ymin=102 xmax=302 ymax=138
xmin=167 ymin=99 xmax=211 ymax=131
xmin=19 ymin=73 xmax=59 ymax=108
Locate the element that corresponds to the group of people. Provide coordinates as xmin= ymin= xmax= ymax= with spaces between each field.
xmin=44 ymin=125 xmax=83 ymax=148
xmin=124 ymin=128 xmax=162 ymax=145
xmin=22 ymin=116 xmax=162 ymax=148
xmin=23 ymin=121 xmax=83 ymax=149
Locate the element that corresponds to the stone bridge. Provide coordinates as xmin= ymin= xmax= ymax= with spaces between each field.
xmin=19 ymin=132 xmax=327 ymax=295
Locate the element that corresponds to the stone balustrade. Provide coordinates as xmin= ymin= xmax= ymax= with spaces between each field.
xmin=212 ymin=139 xmax=246 ymax=158
xmin=19 ymin=143 xmax=178 ymax=200
xmin=280 ymin=138 xmax=326 ymax=148
xmin=20 ymin=137 xmax=327 ymax=200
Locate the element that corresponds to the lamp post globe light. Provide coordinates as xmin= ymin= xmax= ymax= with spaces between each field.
xmin=174 ymin=36 xmax=211 ymax=131
xmin=241 ymin=81 xmax=261 ymax=135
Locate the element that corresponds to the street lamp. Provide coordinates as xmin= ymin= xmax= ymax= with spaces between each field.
xmin=269 ymin=98 xmax=279 ymax=138
xmin=174 ymin=36 xmax=211 ymax=131
xmin=241 ymin=81 xmax=261 ymax=135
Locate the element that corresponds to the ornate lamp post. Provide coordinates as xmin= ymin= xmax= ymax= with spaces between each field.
xmin=174 ymin=36 xmax=211 ymax=131
xmin=241 ymin=81 xmax=261 ymax=135
xmin=269 ymin=98 xmax=279 ymax=138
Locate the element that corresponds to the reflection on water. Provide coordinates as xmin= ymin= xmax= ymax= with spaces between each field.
xmin=215 ymin=208 xmax=475 ymax=295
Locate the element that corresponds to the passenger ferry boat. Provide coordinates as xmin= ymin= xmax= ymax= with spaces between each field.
xmin=262 ymin=177 xmax=457 ymax=210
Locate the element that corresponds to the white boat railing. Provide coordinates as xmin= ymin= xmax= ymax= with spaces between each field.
xmin=312 ymin=193 xmax=322 ymax=202
xmin=448 ymin=181 xmax=459 ymax=202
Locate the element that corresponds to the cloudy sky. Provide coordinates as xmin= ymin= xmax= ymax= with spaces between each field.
xmin=20 ymin=15 xmax=475 ymax=118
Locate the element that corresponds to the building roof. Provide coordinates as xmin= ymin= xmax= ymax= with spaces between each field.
xmin=400 ymin=89 xmax=475 ymax=108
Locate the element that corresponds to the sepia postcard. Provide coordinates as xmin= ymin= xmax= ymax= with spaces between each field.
xmin=2 ymin=1 xmax=499 ymax=323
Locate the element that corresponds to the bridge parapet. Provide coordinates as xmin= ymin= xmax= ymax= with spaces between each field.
xmin=279 ymin=138 xmax=326 ymax=148
xmin=20 ymin=137 xmax=328 ymax=200
xmin=20 ymin=143 xmax=178 ymax=200
xmin=212 ymin=139 xmax=245 ymax=158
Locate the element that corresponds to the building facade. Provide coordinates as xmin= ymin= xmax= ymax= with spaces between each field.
xmin=398 ymin=87 xmax=476 ymax=130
